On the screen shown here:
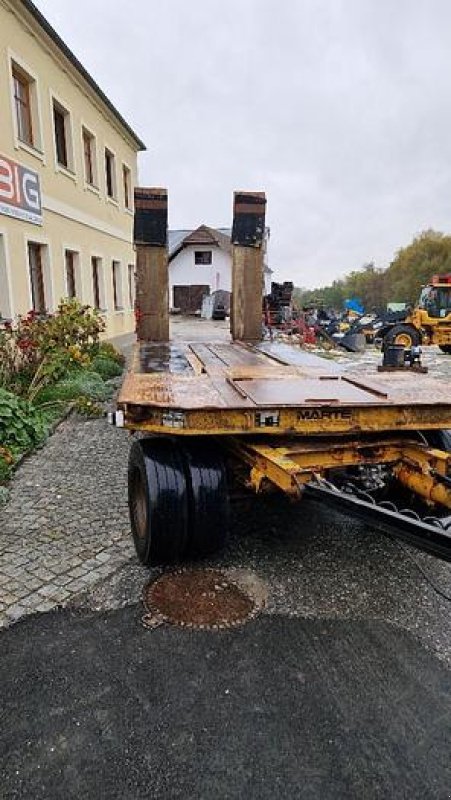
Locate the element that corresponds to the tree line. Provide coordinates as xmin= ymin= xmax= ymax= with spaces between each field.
xmin=294 ymin=230 xmax=451 ymax=312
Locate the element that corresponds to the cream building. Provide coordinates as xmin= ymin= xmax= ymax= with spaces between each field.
xmin=0 ymin=0 xmax=145 ymax=338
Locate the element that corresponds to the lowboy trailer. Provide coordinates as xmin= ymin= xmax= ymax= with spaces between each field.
xmin=110 ymin=190 xmax=451 ymax=566
xmin=114 ymin=338 xmax=451 ymax=564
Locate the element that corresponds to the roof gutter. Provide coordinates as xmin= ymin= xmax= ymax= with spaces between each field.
xmin=18 ymin=0 xmax=146 ymax=151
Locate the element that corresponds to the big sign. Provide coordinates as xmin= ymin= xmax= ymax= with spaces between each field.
xmin=0 ymin=154 xmax=42 ymax=225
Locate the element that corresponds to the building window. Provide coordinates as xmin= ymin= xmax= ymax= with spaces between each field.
xmin=52 ymin=99 xmax=73 ymax=169
xmin=64 ymin=250 xmax=78 ymax=298
xmin=28 ymin=242 xmax=47 ymax=313
xmin=92 ymin=256 xmax=105 ymax=310
xmin=195 ymin=251 xmax=212 ymax=265
xmin=12 ymin=66 xmax=33 ymax=146
xmin=112 ymin=261 xmax=123 ymax=310
xmin=10 ymin=58 xmax=43 ymax=153
xmin=123 ymin=165 xmax=131 ymax=209
xmin=105 ymin=149 xmax=116 ymax=199
xmin=128 ymin=264 xmax=135 ymax=308
xmin=0 ymin=236 xmax=12 ymax=321
xmin=82 ymin=128 xmax=97 ymax=186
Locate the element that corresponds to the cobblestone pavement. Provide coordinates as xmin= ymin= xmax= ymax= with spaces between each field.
xmin=0 ymin=416 xmax=133 ymax=627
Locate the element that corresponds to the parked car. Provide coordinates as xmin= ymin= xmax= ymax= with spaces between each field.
xmin=212 ymin=302 xmax=226 ymax=320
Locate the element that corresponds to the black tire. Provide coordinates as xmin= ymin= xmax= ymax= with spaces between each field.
xmin=128 ymin=437 xmax=189 ymax=566
xmin=180 ymin=439 xmax=230 ymax=558
xmin=383 ymin=324 xmax=421 ymax=349
xmin=439 ymin=345 xmax=451 ymax=354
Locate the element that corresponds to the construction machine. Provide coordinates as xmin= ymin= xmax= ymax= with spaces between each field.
xmin=381 ymin=274 xmax=451 ymax=353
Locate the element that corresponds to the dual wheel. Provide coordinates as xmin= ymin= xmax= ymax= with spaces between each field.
xmin=128 ymin=437 xmax=229 ymax=566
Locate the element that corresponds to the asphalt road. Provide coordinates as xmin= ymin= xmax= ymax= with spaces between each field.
xmin=2 ymin=607 xmax=451 ymax=800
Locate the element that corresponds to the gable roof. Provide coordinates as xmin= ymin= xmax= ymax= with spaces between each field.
xmin=183 ymin=225 xmax=230 ymax=248
xmin=168 ymin=225 xmax=231 ymax=261
xmin=18 ymin=0 xmax=146 ymax=151
xmin=168 ymin=225 xmax=272 ymax=273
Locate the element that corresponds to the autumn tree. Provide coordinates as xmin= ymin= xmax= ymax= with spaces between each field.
xmin=387 ymin=230 xmax=451 ymax=304
xmin=294 ymin=230 xmax=451 ymax=312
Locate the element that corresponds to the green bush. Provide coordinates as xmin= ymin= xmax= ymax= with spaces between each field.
xmin=91 ymin=341 xmax=125 ymax=366
xmin=36 ymin=370 xmax=114 ymax=405
xmin=73 ymin=396 xmax=103 ymax=417
xmin=0 ymin=388 xmax=46 ymax=454
xmin=0 ymin=456 xmax=12 ymax=483
xmin=90 ymin=355 xmax=123 ymax=380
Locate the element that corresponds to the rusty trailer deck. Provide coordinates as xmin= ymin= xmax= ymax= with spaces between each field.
xmin=117 ymin=340 xmax=451 ymax=435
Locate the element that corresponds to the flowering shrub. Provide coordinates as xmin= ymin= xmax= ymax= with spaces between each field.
xmin=0 ymin=300 xmax=125 ymax=484
xmin=73 ymin=396 xmax=103 ymax=417
xmin=0 ymin=446 xmax=14 ymax=483
xmin=0 ymin=446 xmax=13 ymax=465
xmin=0 ymin=299 xmax=105 ymax=397
xmin=35 ymin=298 xmax=105 ymax=355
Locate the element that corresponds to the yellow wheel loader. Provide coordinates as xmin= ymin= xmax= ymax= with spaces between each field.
xmin=382 ymin=274 xmax=451 ymax=353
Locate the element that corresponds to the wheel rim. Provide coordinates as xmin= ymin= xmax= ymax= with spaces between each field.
xmin=394 ymin=331 xmax=412 ymax=347
xmin=131 ymin=468 xmax=148 ymax=540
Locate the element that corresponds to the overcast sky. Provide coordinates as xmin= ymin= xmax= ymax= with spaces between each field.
xmin=35 ymin=0 xmax=451 ymax=287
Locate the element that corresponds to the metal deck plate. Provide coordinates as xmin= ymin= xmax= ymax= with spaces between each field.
xmin=136 ymin=343 xmax=193 ymax=374
xmin=234 ymin=376 xmax=378 ymax=405
xmin=119 ymin=340 xmax=451 ymax=412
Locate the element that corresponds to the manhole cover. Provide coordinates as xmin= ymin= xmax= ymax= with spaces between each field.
xmin=142 ymin=568 xmax=258 ymax=630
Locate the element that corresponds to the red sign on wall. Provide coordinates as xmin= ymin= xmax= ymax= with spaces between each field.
xmin=0 ymin=154 xmax=42 ymax=225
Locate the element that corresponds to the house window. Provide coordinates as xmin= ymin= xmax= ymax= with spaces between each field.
xmin=112 ymin=260 xmax=123 ymax=310
xmin=105 ymin=149 xmax=116 ymax=199
xmin=82 ymin=128 xmax=96 ymax=186
xmin=92 ymin=256 xmax=105 ymax=310
xmin=65 ymin=250 xmax=78 ymax=298
xmin=0 ymin=236 xmax=12 ymax=321
xmin=12 ymin=66 xmax=33 ymax=146
xmin=123 ymin=165 xmax=131 ymax=209
xmin=195 ymin=251 xmax=212 ymax=265
xmin=28 ymin=242 xmax=46 ymax=313
xmin=128 ymin=264 xmax=135 ymax=308
xmin=52 ymin=100 xmax=73 ymax=169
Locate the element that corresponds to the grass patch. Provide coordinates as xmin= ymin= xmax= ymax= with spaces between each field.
xmin=90 ymin=355 xmax=124 ymax=380
xmin=36 ymin=370 xmax=114 ymax=405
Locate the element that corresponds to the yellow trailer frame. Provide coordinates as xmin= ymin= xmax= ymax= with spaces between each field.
xmin=113 ymin=340 xmax=451 ymax=564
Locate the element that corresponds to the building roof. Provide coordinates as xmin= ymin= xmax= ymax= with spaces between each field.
xmin=168 ymin=225 xmax=232 ymax=260
xmin=168 ymin=225 xmax=272 ymax=272
xmin=18 ymin=0 xmax=146 ymax=151
xmin=183 ymin=226 xmax=231 ymax=249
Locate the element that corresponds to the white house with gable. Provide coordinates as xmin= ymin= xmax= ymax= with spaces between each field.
xmin=168 ymin=224 xmax=271 ymax=313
